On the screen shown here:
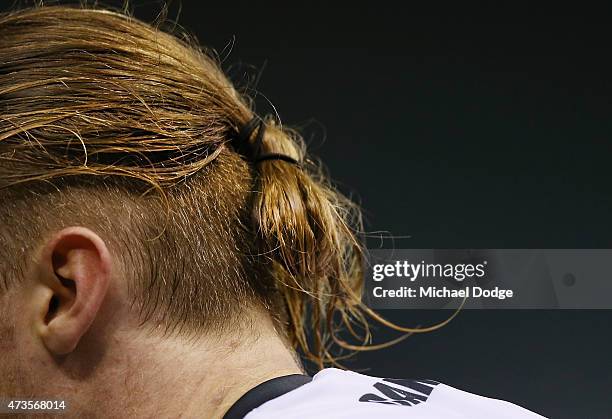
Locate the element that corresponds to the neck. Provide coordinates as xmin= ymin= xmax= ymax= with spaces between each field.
xmin=89 ymin=313 xmax=303 ymax=418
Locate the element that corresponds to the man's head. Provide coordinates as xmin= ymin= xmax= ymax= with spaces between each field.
xmin=0 ymin=4 xmax=367 ymax=408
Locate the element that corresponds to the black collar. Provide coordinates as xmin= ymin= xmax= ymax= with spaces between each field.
xmin=223 ymin=374 xmax=312 ymax=419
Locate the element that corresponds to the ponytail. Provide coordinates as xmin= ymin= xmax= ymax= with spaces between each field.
xmin=245 ymin=119 xmax=366 ymax=367
xmin=231 ymin=114 xmax=463 ymax=368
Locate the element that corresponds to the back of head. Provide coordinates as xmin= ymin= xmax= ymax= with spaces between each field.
xmin=0 ymin=5 xmax=366 ymax=367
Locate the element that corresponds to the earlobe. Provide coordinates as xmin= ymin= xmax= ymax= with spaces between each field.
xmin=34 ymin=227 xmax=112 ymax=356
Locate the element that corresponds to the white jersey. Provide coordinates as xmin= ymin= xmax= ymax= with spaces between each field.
xmin=239 ymin=368 xmax=546 ymax=419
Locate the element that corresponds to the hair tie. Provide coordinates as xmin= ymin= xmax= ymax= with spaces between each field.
xmin=233 ymin=117 xmax=301 ymax=166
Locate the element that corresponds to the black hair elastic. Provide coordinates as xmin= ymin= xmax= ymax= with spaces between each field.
xmin=233 ymin=117 xmax=301 ymax=166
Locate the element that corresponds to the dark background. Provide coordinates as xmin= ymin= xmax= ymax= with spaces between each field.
xmin=7 ymin=1 xmax=612 ymax=417
xmin=169 ymin=4 xmax=612 ymax=417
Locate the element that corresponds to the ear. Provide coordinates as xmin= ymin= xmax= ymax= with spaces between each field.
xmin=33 ymin=227 xmax=112 ymax=355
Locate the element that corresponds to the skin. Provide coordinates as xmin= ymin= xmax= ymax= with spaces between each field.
xmin=0 ymin=227 xmax=302 ymax=418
